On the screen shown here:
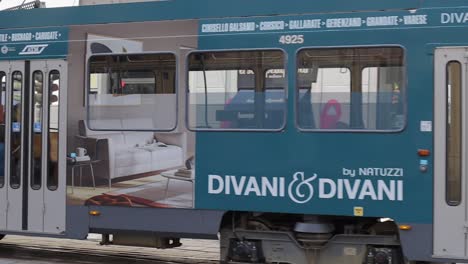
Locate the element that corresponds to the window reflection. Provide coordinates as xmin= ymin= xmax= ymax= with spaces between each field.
xmin=297 ymin=47 xmax=405 ymax=131
xmin=88 ymin=53 xmax=176 ymax=131
xmin=187 ymin=50 xmax=287 ymax=130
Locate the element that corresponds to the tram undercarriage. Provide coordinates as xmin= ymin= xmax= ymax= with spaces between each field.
xmin=219 ymin=213 xmax=435 ymax=264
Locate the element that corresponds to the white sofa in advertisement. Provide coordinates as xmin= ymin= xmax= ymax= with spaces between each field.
xmin=78 ymin=119 xmax=185 ymax=187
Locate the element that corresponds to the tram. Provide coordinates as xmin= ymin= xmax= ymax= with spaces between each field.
xmin=0 ymin=0 xmax=467 ymax=263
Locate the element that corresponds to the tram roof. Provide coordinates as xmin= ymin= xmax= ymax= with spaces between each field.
xmin=0 ymin=0 xmax=464 ymax=30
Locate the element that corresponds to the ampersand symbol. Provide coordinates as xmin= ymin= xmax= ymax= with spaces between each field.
xmin=288 ymin=172 xmax=317 ymax=204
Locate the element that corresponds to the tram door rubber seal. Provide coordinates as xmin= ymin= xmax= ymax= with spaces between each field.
xmin=22 ymin=61 xmax=31 ymax=231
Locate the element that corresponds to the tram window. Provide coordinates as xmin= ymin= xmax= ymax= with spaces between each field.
xmin=0 ymin=72 xmax=5 ymax=188
xmin=47 ymin=71 xmax=60 ymax=191
xmin=297 ymin=47 xmax=405 ymax=131
xmin=446 ymin=61 xmax=462 ymax=206
xmin=187 ymin=50 xmax=287 ymax=130
xmin=31 ymin=71 xmax=43 ymax=190
xmin=88 ymin=53 xmax=176 ymax=131
xmin=10 ymin=71 xmax=22 ymax=189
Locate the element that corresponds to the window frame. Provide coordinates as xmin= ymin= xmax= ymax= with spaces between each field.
xmin=294 ymin=45 xmax=407 ymax=133
xmin=86 ymin=51 xmax=179 ymax=132
xmin=185 ymin=48 xmax=289 ymax=132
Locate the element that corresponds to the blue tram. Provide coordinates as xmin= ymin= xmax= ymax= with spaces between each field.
xmin=0 ymin=0 xmax=466 ymax=263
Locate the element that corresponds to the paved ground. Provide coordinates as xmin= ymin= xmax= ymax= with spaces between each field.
xmin=0 ymin=235 xmax=460 ymax=264
xmin=0 ymin=234 xmax=220 ymax=264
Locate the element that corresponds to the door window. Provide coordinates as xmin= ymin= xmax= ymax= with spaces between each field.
xmin=47 ymin=71 xmax=60 ymax=190
xmin=10 ymin=71 xmax=22 ymax=189
xmin=0 ymin=72 xmax=5 ymax=188
xmin=446 ymin=61 xmax=462 ymax=206
xmin=31 ymin=71 xmax=43 ymax=190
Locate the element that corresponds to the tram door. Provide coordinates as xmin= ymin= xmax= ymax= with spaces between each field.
xmin=434 ymin=47 xmax=468 ymax=259
xmin=0 ymin=60 xmax=66 ymax=234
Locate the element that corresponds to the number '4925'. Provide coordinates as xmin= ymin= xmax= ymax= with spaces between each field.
xmin=279 ymin=35 xmax=304 ymax=44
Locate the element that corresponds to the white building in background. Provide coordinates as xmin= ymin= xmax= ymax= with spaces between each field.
xmin=79 ymin=0 xmax=162 ymax=5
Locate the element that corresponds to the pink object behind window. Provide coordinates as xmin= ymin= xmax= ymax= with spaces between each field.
xmin=320 ymin=99 xmax=342 ymax=129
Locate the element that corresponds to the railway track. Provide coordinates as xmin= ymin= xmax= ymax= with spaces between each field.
xmin=0 ymin=235 xmax=219 ymax=264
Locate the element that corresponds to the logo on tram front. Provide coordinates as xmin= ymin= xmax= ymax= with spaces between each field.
xmin=1 ymin=45 xmax=8 ymax=55
xmin=19 ymin=44 xmax=49 ymax=55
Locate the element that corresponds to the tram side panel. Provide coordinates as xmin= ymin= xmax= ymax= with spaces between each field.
xmin=193 ymin=18 xmax=428 ymax=222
